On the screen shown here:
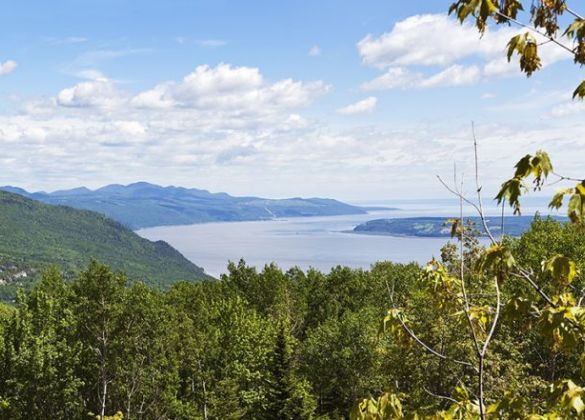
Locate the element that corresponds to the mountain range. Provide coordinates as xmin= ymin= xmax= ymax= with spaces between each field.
xmin=1 ymin=183 xmax=367 ymax=230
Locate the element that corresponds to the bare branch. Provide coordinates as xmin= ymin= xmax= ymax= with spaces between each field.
xmin=457 ymin=174 xmax=482 ymax=357
xmin=565 ymin=6 xmax=585 ymax=21
xmin=481 ymin=277 xmax=501 ymax=358
xmin=396 ymin=313 xmax=476 ymax=370
xmin=384 ymin=277 xmax=476 ymax=370
xmin=472 ymin=122 xmax=498 ymax=246
xmin=551 ymin=171 xmax=585 ymax=183
xmin=512 ymin=269 xmax=555 ymax=307
xmin=423 ymin=387 xmax=459 ymax=405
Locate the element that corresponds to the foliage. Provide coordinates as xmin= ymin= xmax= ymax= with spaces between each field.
xmin=351 ymin=145 xmax=585 ymax=420
xmin=448 ymin=0 xmax=585 ymax=99
xmin=0 ymin=207 xmax=583 ymax=419
xmin=0 ymin=190 xmax=209 ymax=301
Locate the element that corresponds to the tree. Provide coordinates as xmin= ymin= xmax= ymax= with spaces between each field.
xmin=72 ymin=261 xmax=126 ymax=420
xmin=266 ymin=323 xmax=316 ymax=419
xmin=352 ymin=143 xmax=585 ymax=418
xmin=0 ymin=267 xmax=83 ymax=419
xmin=112 ymin=283 xmax=180 ymax=419
xmin=448 ymin=0 xmax=585 ymax=99
xmin=303 ymin=309 xmax=385 ymax=417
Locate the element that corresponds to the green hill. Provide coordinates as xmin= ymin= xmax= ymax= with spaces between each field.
xmin=0 ymin=191 xmax=210 ymax=300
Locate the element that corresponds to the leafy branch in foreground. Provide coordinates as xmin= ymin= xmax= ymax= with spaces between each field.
xmin=448 ymin=0 xmax=585 ymax=99
xmin=352 ymin=141 xmax=585 ymax=419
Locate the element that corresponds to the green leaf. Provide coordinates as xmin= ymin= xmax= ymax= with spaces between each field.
xmin=573 ymin=80 xmax=585 ymax=100
xmin=543 ymin=255 xmax=578 ymax=286
xmin=495 ymin=178 xmax=526 ymax=215
xmin=568 ymin=193 xmax=584 ymax=225
xmin=549 ymin=188 xmax=574 ymax=210
xmin=507 ymin=34 xmax=524 ymax=61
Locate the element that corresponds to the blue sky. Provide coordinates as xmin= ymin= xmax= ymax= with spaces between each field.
xmin=0 ymin=0 xmax=582 ymax=200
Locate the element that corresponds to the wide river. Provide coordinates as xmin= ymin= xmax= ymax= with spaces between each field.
xmin=136 ymin=199 xmax=524 ymax=277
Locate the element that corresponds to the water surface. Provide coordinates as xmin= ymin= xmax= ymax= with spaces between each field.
xmin=138 ymin=210 xmax=466 ymax=277
xmin=138 ymin=198 xmax=555 ymax=277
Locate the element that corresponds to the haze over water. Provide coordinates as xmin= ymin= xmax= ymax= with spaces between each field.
xmin=138 ymin=198 xmax=553 ymax=277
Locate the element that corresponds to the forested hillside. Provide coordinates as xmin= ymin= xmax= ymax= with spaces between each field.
xmin=353 ymin=216 xmax=567 ymax=237
xmin=0 ymin=191 xmax=209 ymax=300
xmin=0 ymin=218 xmax=583 ymax=418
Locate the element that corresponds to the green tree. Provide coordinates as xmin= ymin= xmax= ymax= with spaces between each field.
xmin=72 ymin=261 xmax=127 ymax=420
xmin=266 ymin=323 xmax=316 ymax=419
xmin=112 ymin=283 xmax=181 ymax=419
xmin=0 ymin=267 xmax=83 ymax=418
xmin=303 ymin=309 xmax=385 ymax=417
xmin=352 ymin=148 xmax=585 ymax=419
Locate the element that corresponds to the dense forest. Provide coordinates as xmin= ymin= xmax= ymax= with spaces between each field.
xmin=0 ymin=216 xmax=583 ymax=419
xmin=1 ymin=0 xmax=584 ymax=418
xmin=0 ymin=190 xmax=209 ymax=300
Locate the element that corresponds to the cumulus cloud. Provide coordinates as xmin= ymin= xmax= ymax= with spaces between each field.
xmin=0 ymin=60 xmax=17 ymax=76
xmin=56 ymin=78 xmax=126 ymax=109
xmin=53 ymin=64 xmax=330 ymax=114
xmin=361 ymin=67 xmax=421 ymax=91
xmin=337 ymin=97 xmax=377 ymax=115
xmin=358 ymin=14 xmax=571 ymax=90
xmin=361 ymin=65 xmax=480 ymax=90
xmin=2 ymin=59 xmax=580 ymax=200
xmin=0 ymin=63 xmax=336 ymax=192
xmin=418 ymin=64 xmax=481 ymax=88
xmin=130 ymin=64 xmax=329 ymax=111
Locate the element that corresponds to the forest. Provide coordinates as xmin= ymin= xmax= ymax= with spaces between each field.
xmin=1 ymin=0 xmax=584 ymax=419
xmin=0 ymin=215 xmax=583 ymax=419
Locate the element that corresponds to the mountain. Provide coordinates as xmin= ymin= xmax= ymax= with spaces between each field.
xmin=352 ymin=216 xmax=567 ymax=237
xmin=1 ymin=182 xmax=367 ymax=229
xmin=0 ymin=190 xmax=210 ymax=300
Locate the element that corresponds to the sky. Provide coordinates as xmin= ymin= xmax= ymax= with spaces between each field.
xmin=0 ymin=0 xmax=583 ymax=201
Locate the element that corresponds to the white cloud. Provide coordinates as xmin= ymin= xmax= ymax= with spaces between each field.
xmin=357 ymin=14 xmax=513 ymax=68
xmin=56 ymin=78 xmax=126 ymax=109
xmin=358 ymin=14 xmax=572 ymax=91
xmin=53 ymin=64 xmax=330 ymax=114
xmin=338 ymin=97 xmax=377 ymax=115
xmin=45 ymin=36 xmax=88 ymax=45
xmin=549 ymin=101 xmax=585 ymax=117
xmin=361 ymin=67 xmax=421 ymax=90
xmin=418 ymin=65 xmax=481 ymax=88
xmin=131 ymin=64 xmax=329 ymax=111
xmin=309 ymin=45 xmax=321 ymax=57
xmin=74 ymin=69 xmax=106 ymax=80
xmin=75 ymin=48 xmax=151 ymax=66
xmin=2 ymin=58 xmax=581 ymax=200
xmin=195 ymin=39 xmax=228 ymax=48
xmin=0 ymin=60 xmax=17 ymax=76
xmin=361 ymin=65 xmax=480 ymax=90
xmin=0 ymin=63 xmax=332 ymax=191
